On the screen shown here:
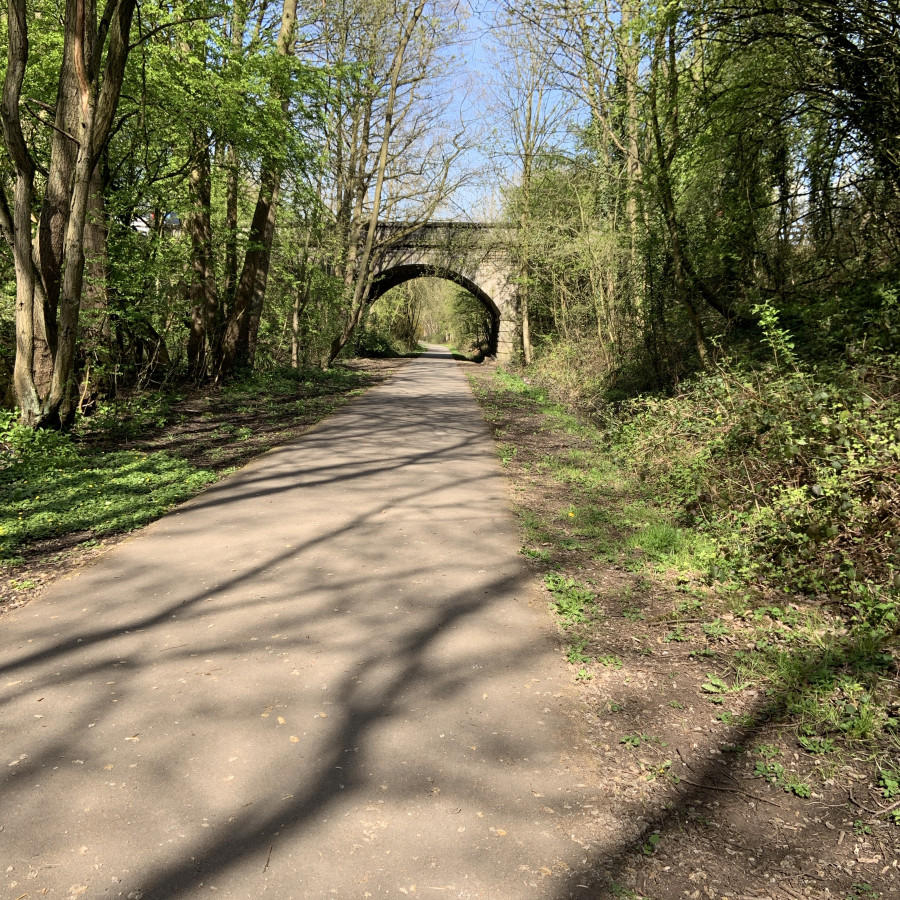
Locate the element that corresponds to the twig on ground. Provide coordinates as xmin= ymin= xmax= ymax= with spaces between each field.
xmin=848 ymin=787 xmax=884 ymax=816
xmin=676 ymin=776 xmax=788 ymax=810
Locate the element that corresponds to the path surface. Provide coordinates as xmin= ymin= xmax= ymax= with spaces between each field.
xmin=1 ymin=348 xmax=598 ymax=899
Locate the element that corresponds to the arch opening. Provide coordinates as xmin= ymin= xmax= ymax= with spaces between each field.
xmin=370 ymin=263 xmax=500 ymax=356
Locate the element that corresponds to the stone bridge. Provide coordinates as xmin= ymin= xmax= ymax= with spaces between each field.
xmin=371 ymin=222 xmax=518 ymax=359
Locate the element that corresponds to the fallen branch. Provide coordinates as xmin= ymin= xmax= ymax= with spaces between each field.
xmin=675 ymin=775 xmax=788 ymax=809
xmin=848 ymin=787 xmax=900 ymax=818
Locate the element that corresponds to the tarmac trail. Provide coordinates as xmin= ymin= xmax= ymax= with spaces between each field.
xmin=1 ymin=347 xmax=598 ymax=899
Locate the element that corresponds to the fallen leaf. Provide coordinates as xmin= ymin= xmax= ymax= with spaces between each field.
xmin=290 ymin=736 xmax=299 ymax=743
xmin=496 ymin=829 xmax=507 ymax=836
xmin=277 ymin=716 xmax=286 ymax=725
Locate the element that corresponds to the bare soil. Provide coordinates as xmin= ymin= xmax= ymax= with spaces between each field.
xmin=464 ymin=359 xmax=900 ymax=900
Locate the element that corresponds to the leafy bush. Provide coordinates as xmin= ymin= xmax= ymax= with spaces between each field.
xmin=0 ymin=409 xmax=77 ymax=464
xmin=528 ymin=292 xmax=900 ymax=635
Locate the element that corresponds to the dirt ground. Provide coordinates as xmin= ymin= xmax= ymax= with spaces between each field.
xmin=463 ymin=360 xmax=899 ymax=900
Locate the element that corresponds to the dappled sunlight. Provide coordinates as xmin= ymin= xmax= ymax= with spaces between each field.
xmin=1 ymin=350 xmax=597 ymax=898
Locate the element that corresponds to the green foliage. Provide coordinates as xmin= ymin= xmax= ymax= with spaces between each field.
xmin=544 ymin=572 xmax=595 ymax=624
xmin=797 ymin=735 xmax=835 ymax=755
xmin=878 ymin=769 xmax=900 ymax=801
xmin=845 ymin=885 xmax=880 ymax=900
xmin=446 ymin=290 xmax=495 ymax=359
xmin=641 ymin=832 xmax=661 ymax=856
xmin=627 ymin=522 xmax=690 ymax=560
xmin=0 ymin=443 xmax=216 ymax=563
xmin=703 ymin=619 xmax=730 ymax=640
xmin=0 ymin=410 xmax=77 ymax=461
xmin=353 ymin=283 xmax=428 ymax=358
xmin=701 ymin=674 xmax=734 ymax=697
xmin=482 ymin=354 xmax=900 ymax=765
xmin=572 ymin=322 xmax=900 ymax=634
xmin=717 ymin=710 xmax=754 ymax=727
xmin=566 ymin=640 xmax=591 ymax=665
xmin=597 ymin=654 xmax=623 ymax=669
xmin=663 ymin=626 xmax=688 ymax=643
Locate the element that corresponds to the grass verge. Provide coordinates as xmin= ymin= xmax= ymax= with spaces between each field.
xmin=1 ymin=361 xmax=399 ymax=612
xmin=468 ymin=361 xmax=899 ymax=897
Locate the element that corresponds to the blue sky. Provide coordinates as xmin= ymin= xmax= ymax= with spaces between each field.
xmin=438 ymin=0 xmax=584 ymax=221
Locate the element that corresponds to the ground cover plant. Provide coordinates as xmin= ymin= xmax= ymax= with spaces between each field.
xmin=466 ymin=357 xmax=900 ymax=900
xmin=0 ymin=361 xmax=401 ymax=615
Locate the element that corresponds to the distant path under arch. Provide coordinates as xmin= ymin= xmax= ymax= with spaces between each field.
xmin=373 ymin=221 xmax=519 ymax=359
xmin=370 ymin=262 xmax=501 ymax=355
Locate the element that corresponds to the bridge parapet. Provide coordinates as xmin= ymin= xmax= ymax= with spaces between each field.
xmin=376 ymin=220 xmax=514 ymax=249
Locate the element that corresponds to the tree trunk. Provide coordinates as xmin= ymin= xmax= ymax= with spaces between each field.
xmin=80 ymin=165 xmax=111 ymax=398
xmin=186 ymin=133 xmax=217 ymax=380
xmin=327 ymin=0 xmax=428 ymax=365
xmin=2 ymin=0 xmax=136 ymax=427
xmin=216 ymin=0 xmax=297 ymax=379
xmin=221 ymin=2 xmax=247 ymax=316
xmin=223 ymin=142 xmax=240 ymax=314
xmin=217 ymin=167 xmax=283 ymax=375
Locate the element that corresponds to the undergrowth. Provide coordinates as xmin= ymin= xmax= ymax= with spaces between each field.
xmin=481 ymin=295 xmax=900 ymax=776
xmin=0 ymin=417 xmax=217 ymax=564
xmin=528 ymin=294 xmax=900 ymax=635
xmin=0 ymin=365 xmax=374 ymax=566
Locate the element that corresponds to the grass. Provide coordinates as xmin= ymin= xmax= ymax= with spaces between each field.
xmin=0 ymin=364 xmax=384 ymax=568
xmin=544 ymin=572 xmax=596 ymax=625
xmin=471 ymin=363 xmax=900 ymax=798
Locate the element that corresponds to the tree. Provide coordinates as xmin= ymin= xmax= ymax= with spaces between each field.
xmin=1 ymin=0 xmax=136 ymax=426
xmin=488 ymin=5 xmax=572 ymax=363
xmin=216 ymin=0 xmax=301 ymax=377
xmin=299 ymin=0 xmax=468 ymax=365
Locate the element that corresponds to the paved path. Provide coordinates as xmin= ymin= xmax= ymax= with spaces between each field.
xmin=1 ymin=348 xmax=597 ymax=899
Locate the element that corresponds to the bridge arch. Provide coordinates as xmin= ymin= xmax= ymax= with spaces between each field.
xmin=371 ymin=222 xmax=519 ymax=360
xmin=370 ymin=263 xmax=500 ymax=356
